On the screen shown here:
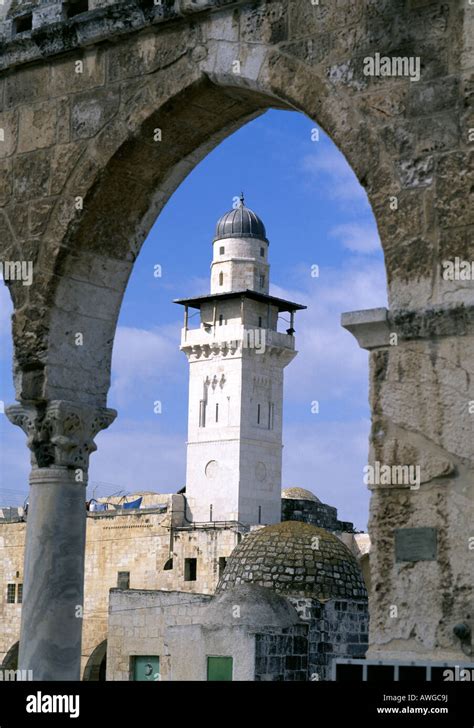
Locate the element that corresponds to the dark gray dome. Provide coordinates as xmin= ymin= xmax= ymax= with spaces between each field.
xmin=214 ymin=196 xmax=268 ymax=243
xmin=217 ymin=521 xmax=367 ymax=601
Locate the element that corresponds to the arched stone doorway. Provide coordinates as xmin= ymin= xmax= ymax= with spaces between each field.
xmin=83 ymin=640 xmax=107 ymax=682
xmin=0 ymin=0 xmax=471 ymax=678
xmin=2 ymin=642 xmax=19 ymax=671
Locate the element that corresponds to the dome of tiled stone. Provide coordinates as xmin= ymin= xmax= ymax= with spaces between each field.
xmin=282 ymin=487 xmax=320 ymax=502
xmin=217 ymin=521 xmax=367 ymax=600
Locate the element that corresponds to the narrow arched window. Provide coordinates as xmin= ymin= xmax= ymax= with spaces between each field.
xmin=219 ymin=272 xmax=224 ymax=286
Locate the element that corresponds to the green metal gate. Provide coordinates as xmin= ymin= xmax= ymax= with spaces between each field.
xmin=132 ymin=656 xmax=160 ymax=681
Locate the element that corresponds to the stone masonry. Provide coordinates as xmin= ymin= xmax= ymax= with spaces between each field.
xmin=0 ymin=0 xmax=472 ymax=676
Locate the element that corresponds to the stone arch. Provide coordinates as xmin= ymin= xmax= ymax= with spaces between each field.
xmin=2 ymin=641 xmax=19 ymax=671
xmin=83 ymin=640 xmax=107 ymax=681
xmin=11 ymin=47 xmax=390 ymax=407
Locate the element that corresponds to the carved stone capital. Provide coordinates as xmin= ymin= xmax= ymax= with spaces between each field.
xmin=5 ymin=400 xmax=117 ymax=471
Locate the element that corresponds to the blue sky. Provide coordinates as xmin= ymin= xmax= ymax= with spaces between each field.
xmin=0 ymin=109 xmax=387 ymax=530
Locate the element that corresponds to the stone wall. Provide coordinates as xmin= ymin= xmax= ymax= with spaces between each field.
xmin=281 ymin=496 xmax=355 ymax=533
xmin=289 ymin=597 xmax=369 ymax=681
xmin=0 ymin=500 xmax=241 ymax=676
xmin=254 ymin=625 xmax=309 ymax=681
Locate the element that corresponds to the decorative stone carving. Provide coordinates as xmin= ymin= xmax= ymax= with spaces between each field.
xmin=6 ymin=400 xmax=116 ymax=470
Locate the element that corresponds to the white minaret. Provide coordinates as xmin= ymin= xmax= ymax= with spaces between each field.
xmin=175 ymin=196 xmax=305 ymax=526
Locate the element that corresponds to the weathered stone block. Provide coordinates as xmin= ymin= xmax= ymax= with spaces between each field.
xmin=240 ymin=2 xmax=288 ymax=45
xmin=0 ymin=159 xmax=12 ymax=206
xmin=18 ymin=101 xmax=57 ymax=153
xmin=71 ymin=87 xmax=119 ymax=139
xmin=106 ymin=30 xmax=190 ymax=83
xmin=280 ymin=34 xmax=333 ymax=67
xmin=6 ymin=203 xmax=29 ymax=243
xmin=50 ymin=49 xmax=105 ymax=96
xmin=5 ymin=65 xmax=50 ymax=108
xmin=12 ymin=149 xmax=50 ymax=200
xmin=49 ymin=143 xmax=84 ymax=195
xmin=56 ymin=96 xmax=71 ymax=144
xmin=397 ymin=155 xmax=434 ymax=189
xmin=0 ymin=109 xmax=18 ymax=158
xmin=289 ymin=0 xmax=362 ymax=40
xmin=407 ymin=77 xmax=459 ymax=117
xmin=29 ymin=199 xmax=55 ymax=237
xmin=435 ymin=151 xmax=474 ymax=228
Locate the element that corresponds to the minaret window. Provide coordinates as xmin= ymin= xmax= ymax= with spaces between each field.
xmin=257 ymin=404 xmax=261 ymax=425
xmin=260 ymin=247 xmax=265 ymax=257
xmin=219 ymin=314 xmax=224 ymax=326
xmin=268 ymin=403 xmax=274 ymax=430
xmin=259 ymin=275 xmax=265 ymax=289
xmin=219 ymin=272 xmax=224 ymax=286
xmin=215 ymin=403 xmax=219 ymax=423
xmin=199 ymin=400 xmax=206 ymax=428
xmin=258 ymin=316 xmax=262 ymax=328
xmin=220 ymin=246 xmax=225 ymax=255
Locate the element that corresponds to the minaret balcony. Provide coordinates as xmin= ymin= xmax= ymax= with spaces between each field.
xmin=180 ymin=324 xmax=296 ymax=357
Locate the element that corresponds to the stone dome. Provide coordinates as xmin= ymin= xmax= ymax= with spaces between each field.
xmin=282 ymin=487 xmax=320 ymax=503
xmin=214 ymin=195 xmax=268 ymax=243
xmin=201 ymin=584 xmax=301 ymax=629
xmin=217 ymin=521 xmax=367 ymax=601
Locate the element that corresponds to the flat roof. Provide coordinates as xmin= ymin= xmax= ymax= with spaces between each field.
xmin=174 ymin=289 xmax=307 ymax=313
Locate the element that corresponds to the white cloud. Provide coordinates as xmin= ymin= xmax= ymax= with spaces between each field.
xmin=330 ymin=222 xmax=381 ymax=254
xmin=272 ymin=258 xmax=387 ymax=406
xmin=302 ymin=146 xmax=369 ymax=205
xmin=109 ymin=323 xmax=183 ymax=408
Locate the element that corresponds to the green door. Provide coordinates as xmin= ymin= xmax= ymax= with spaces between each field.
xmin=132 ymin=656 xmax=160 ymax=681
xmin=207 ymin=656 xmax=233 ymax=681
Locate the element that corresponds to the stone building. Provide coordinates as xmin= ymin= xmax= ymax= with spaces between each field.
xmin=106 ymin=520 xmax=368 ymax=681
xmin=0 ymin=489 xmax=367 ymax=680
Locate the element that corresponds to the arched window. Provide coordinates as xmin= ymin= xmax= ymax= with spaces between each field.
xmin=219 ymin=272 xmax=224 ymax=286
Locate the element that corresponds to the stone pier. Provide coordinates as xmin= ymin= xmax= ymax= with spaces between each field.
xmin=6 ymin=401 xmax=115 ymax=680
xmin=343 ymin=307 xmax=474 ymax=664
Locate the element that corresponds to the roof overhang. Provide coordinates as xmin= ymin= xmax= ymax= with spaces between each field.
xmin=174 ymin=290 xmax=307 ymax=313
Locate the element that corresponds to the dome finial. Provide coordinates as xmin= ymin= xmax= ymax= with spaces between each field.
xmin=239 ymin=191 xmax=245 ymax=208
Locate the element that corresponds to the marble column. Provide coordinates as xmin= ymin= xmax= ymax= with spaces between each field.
xmin=6 ymin=400 xmax=116 ymax=680
xmin=342 ymin=306 xmax=474 ymax=664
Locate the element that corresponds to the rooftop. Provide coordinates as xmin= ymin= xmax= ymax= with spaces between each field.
xmin=174 ymin=289 xmax=306 ymax=314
